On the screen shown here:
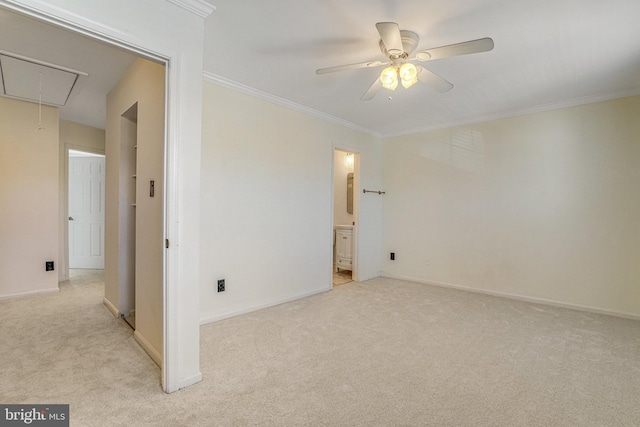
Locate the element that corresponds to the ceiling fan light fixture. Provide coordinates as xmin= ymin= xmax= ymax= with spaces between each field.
xmin=316 ymin=22 xmax=494 ymax=101
xmin=399 ymin=63 xmax=418 ymax=88
xmin=380 ymin=66 xmax=398 ymax=90
xmin=344 ymin=152 xmax=354 ymax=170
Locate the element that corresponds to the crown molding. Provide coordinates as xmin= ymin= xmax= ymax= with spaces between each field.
xmin=166 ymin=0 xmax=215 ymax=19
xmin=203 ymin=71 xmax=380 ymax=138
xmin=204 ymin=73 xmax=640 ymax=140
xmin=384 ymin=87 xmax=640 ymax=138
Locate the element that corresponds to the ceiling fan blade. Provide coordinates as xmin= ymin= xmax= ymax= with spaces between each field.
xmin=414 ymin=37 xmax=494 ymax=61
xmin=416 ymin=66 xmax=453 ymax=92
xmin=316 ymin=60 xmax=388 ymax=75
xmin=376 ymin=22 xmax=404 ymax=56
xmin=361 ymin=78 xmax=382 ymax=101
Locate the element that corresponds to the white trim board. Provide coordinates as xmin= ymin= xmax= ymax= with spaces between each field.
xmin=176 ymin=372 xmax=203 ymax=391
xmin=166 ymin=0 xmax=215 ymax=18
xmin=102 ymin=297 xmax=119 ymax=317
xmin=200 ymin=286 xmax=331 ymax=326
xmin=381 ymin=273 xmax=640 ymax=322
xmin=202 ymin=73 xmax=640 ymax=140
xmin=0 ymin=287 xmax=58 ymax=301
xmin=354 ymin=272 xmax=381 ymax=283
xmin=366 ymin=87 xmax=640 ymax=138
xmin=134 ymin=330 xmax=162 ymax=367
xmin=202 ymin=71 xmax=380 ymax=139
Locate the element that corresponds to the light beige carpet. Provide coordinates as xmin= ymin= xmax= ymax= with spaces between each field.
xmin=1 ymin=271 xmax=640 ymax=426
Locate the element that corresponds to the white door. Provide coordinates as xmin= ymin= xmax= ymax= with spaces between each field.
xmin=69 ymin=153 xmax=105 ymax=269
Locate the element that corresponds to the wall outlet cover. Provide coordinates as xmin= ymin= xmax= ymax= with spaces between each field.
xmin=217 ymin=279 xmax=225 ymax=292
xmin=46 ymin=261 xmax=54 ymax=271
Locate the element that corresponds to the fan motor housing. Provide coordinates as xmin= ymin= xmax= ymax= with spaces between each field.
xmin=379 ymin=30 xmax=419 ymax=57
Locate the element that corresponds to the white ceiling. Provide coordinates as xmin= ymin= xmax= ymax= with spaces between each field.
xmin=1 ymin=1 xmax=640 ymax=136
xmin=202 ymin=0 xmax=640 ymax=137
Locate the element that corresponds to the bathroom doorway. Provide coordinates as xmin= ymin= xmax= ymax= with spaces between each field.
xmin=333 ymin=149 xmax=359 ymax=286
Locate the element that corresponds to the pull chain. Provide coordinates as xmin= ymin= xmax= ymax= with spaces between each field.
xmin=37 ymin=72 xmax=44 ymax=130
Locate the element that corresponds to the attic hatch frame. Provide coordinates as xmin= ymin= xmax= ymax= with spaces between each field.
xmin=0 ymin=50 xmax=87 ymax=107
xmin=0 ymin=0 xmax=198 ymax=394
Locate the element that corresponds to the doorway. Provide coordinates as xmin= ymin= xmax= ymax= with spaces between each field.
xmin=0 ymin=0 xmax=211 ymax=393
xmin=0 ymin=4 xmax=167 ymax=382
xmin=333 ymin=149 xmax=359 ymax=286
xmin=68 ymin=149 xmax=105 ymax=270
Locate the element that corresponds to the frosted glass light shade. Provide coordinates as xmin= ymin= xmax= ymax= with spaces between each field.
xmin=380 ymin=66 xmax=398 ymax=90
xmin=344 ymin=152 xmax=354 ymax=170
xmin=399 ymin=63 xmax=418 ymax=88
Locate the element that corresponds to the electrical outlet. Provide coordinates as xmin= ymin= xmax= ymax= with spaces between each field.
xmin=390 ymin=252 xmax=395 ymax=261
xmin=217 ymin=279 xmax=225 ymax=292
xmin=45 ymin=261 xmax=54 ymax=271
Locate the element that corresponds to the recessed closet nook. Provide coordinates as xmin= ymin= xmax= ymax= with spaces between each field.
xmin=103 ymin=58 xmax=165 ymax=367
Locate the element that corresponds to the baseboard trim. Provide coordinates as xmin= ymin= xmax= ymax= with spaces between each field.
xmin=381 ymin=273 xmax=640 ymax=321
xmin=200 ymin=286 xmax=330 ymax=326
xmin=134 ymin=330 xmax=162 ymax=367
xmin=0 ymin=287 xmax=58 ymax=301
xmin=102 ymin=297 xmax=119 ymax=317
xmin=176 ymin=372 xmax=203 ymax=391
xmin=355 ymin=271 xmax=382 ymax=282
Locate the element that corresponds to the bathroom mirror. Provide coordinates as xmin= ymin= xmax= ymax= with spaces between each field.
xmin=347 ymin=172 xmax=354 ymax=214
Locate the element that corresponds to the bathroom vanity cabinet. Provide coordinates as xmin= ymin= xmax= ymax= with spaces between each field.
xmin=335 ymin=225 xmax=353 ymax=272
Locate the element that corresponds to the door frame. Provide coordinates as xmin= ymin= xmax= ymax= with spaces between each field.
xmin=331 ymin=146 xmax=361 ymax=283
xmin=63 ymin=144 xmax=105 ymax=281
xmin=0 ymin=0 xmax=204 ymax=393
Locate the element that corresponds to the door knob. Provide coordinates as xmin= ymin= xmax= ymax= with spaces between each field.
xmin=68 ymin=216 xmax=74 ymax=221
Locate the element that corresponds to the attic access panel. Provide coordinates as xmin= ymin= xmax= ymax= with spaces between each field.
xmin=0 ymin=53 xmax=85 ymax=107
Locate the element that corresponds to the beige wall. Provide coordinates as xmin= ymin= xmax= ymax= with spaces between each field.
xmin=200 ymin=81 xmax=382 ymax=323
xmin=382 ymin=95 xmax=640 ymax=317
xmin=105 ymin=58 xmax=165 ymax=364
xmin=0 ymin=96 xmax=59 ymax=298
xmin=58 ymin=119 xmax=105 ymax=281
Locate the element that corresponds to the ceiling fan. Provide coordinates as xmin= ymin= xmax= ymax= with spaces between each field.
xmin=316 ymin=22 xmax=494 ymax=100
